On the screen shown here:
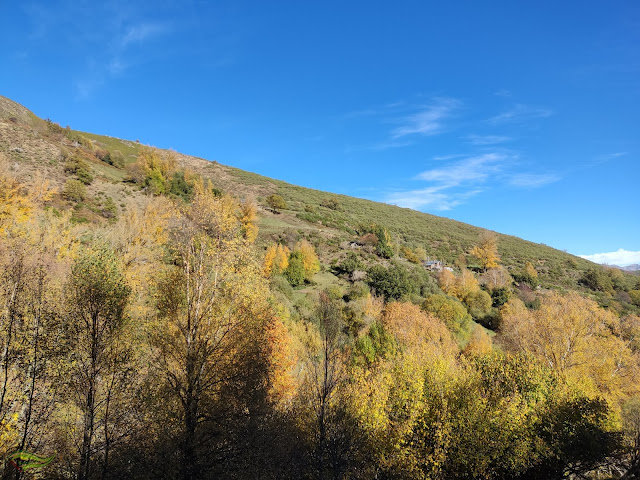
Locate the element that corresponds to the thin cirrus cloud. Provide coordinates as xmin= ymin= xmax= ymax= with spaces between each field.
xmin=507 ymin=173 xmax=560 ymax=188
xmin=466 ymin=134 xmax=512 ymax=145
xmin=416 ymin=153 xmax=506 ymax=186
xmin=386 ymin=186 xmax=483 ymax=211
xmin=74 ymin=21 xmax=173 ymax=99
xmin=488 ymin=104 xmax=554 ymax=125
xmin=390 ymin=98 xmax=460 ymax=139
xmin=386 ymin=153 xmax=505 ymax=211
xmin=579 ymin=249 xmax=640 ymax=267
xmin=386 ymin=153 xmax=559 ymax=211
xmin=120 ymin=22 xmax=171 ymax=48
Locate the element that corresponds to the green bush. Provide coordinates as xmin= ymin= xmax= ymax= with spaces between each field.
xmin=62 ymin=179 xmax=87 ymax=202
xmin=64 ymin=156 xmax=94 ymax=185
xmin=345 ymin=281 xmax=370 ymax=301
xmin=320 ymin=198 xmax=340 ymax=210
xmin=284 ymin=251 xmax=305 ymax=286
xmin=169 ymin=171 xmax=194 ymax=201
xmin=464 ymin=289 xmax=493 ymax=319
xmin=367 ymin=263 xmax=415 ymax=300
xmin=266 ymin=194 xmax=287 ymax=212
xmin=109 ymin=150 xmax=126 ymax=168
xmin=491 ymin=287 xmax=511 ymax=307
xmin=145 ymin=169 xmax=167 ymax=195
xmin=101 ymin=197 xmax=117 ymax=219
xmin=334 ymin=252 xmax=364 ymax=276
xmin=422 ymin=294 xmax=472 ymax=340
xmin=353 ymin=322 xmax=397 ymax=366
xmin=579 ymin=268 xmax=614 ymax=295
xmin=407 ymin=266 xmax=439 ymax=297
xmin=270 ymin=275 xmax=294 ymax=299
xmin=326 ymin=284 xmax=344 ymax=300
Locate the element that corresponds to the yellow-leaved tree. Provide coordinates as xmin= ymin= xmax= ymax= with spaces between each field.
xmin=438 ymin=269 xmax=458 ymax=297
xmin=296 ymin=239 xmax=320 ymax=279
xmin=151 ymin=181 xmax=280 ymax=479
xmin=500 ymin=291 xmax=639 ymax=404
xmin=470 ymin=231 xmax=501 ymax=271
xmin=343 ymin=301 xmax=459 ymax=477
xmin=263 ymin=244 xmax=290 ymax=277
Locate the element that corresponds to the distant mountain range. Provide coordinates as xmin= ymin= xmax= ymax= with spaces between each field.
xmin=612 ymin=264 xmax=640 ymax=272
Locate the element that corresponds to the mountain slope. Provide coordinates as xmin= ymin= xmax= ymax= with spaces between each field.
xmin=0 ymin=94 xmax=621 ymax=290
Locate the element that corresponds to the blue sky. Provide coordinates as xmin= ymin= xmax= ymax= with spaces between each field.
xmin=1 ymin=1 xmax=639 ymax=264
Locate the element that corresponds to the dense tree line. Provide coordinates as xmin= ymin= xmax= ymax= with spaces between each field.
xmin=1 ymin=164 xmax=640 ymax=479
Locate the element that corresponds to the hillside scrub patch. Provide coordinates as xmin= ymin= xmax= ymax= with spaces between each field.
xmin=266 ymin=194 xmax=287 ymax=212
xmin=62 ymin=179 xmax=87 ymax=202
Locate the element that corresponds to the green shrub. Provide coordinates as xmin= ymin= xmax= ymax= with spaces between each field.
xmin=422 ymin=294 xmax=472 ymax=340
xmin=326 ymin=284 xmax=344 ymax=300
xmin=266 ymin=194 xmax=287 ymax=212
xmin=62 ymin=179 xmax=87 ymax=202
xmin=109 ymin=150 xmax=126 ymax=168
xmin=346 ymin=282 xmax=370 ymax=301
xmin=321 ymin=198 xmax=340 ymax=210
xmin=367 ymin=264 xmax=415 ymax=300
xmin=284 ymin=251 xmax=305 ymax=286
xmin=76 ymin=167 xmax=94 ymax=185
xmin=101 ymin=197 xmax=117 ymax=219
xmin=145 ymin=169 xmax=167 ymax=195
xmin=464 ymin=289 xmax=493 ymax=319
xmin=491 ymin=287 xmax=511 ymax=307
xmin=579 ymin=268 xmax=614 ymax=295
xmin=334 ymin=252 xmax=364 ymax=276
xmin=64 ymin=156 xmax=94 ymax=185
xmin=353 ymin=322 xmax=396 ymax=366
xmin=169 ymin=171 xmax=194 ymax=201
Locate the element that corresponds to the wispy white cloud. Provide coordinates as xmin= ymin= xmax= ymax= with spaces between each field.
xmin=21 ymin=1 xmax=179 ymax=100
xmin=73 ymin=20 xmax=173 ymax=99
xmin=387 ymin=187 xmax=483 ymax=211
xmin=370 ymin=140 xmax=415 ymax=150
xmin=597 ymin=151 xmax=628 ymax=163
xmin=391 ymin=98 xmax=460 ymax=139
xmin=384 ymin=153 xmax=506 ymax=211
xmin=488 ymin=104 xmax=554 ymax=125
xmin=416 ymin=153 xmax=506 ymax=187
xmin=433 ymin=153 xmax=469 ymax=161
xmin=507 ymin=173 xmax=560 ymax=188
xmin=586 ymin=151 xmax=629 ymax=168
xmin=466 ymin=134 xmax=512 ymax=145
xmin=603 ymin=151 xmax=628 ymax=159
xmin=385 ymin=152 xmax=560 ymax=212
xmin=120 ymin=22 xmax=171 ymax=47
xmin=579 ymin=249 xmax=640 ymax=267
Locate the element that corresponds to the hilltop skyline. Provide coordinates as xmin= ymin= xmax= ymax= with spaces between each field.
xmin=1 ymin=1 xmax=638 ymax=264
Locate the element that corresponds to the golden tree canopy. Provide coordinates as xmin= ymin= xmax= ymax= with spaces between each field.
xmin=470 ymin=231 xmax=501 ymax=271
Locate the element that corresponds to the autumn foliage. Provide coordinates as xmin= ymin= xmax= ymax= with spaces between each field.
xmin=1 ymin=162 xmax=640 ymax=480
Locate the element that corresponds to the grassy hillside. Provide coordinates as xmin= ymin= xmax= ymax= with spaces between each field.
xmin=0 ymin=94 xmax=628 ymax=293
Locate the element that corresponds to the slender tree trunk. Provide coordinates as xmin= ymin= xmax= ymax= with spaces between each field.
xmin=102 ymin=379 xmax=112 ymax=480
xmin=0 ymin=284 xmax=18 ymax=418
xmin=79 ymin=315 xmax=98 ymax=480
xmin=18 ymin=272 xmax=42 ymax=453
xmin=79 ymin=380 xmax=96 ymax=480
xmin=183 ymin=350 xmax=199 ymax=480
